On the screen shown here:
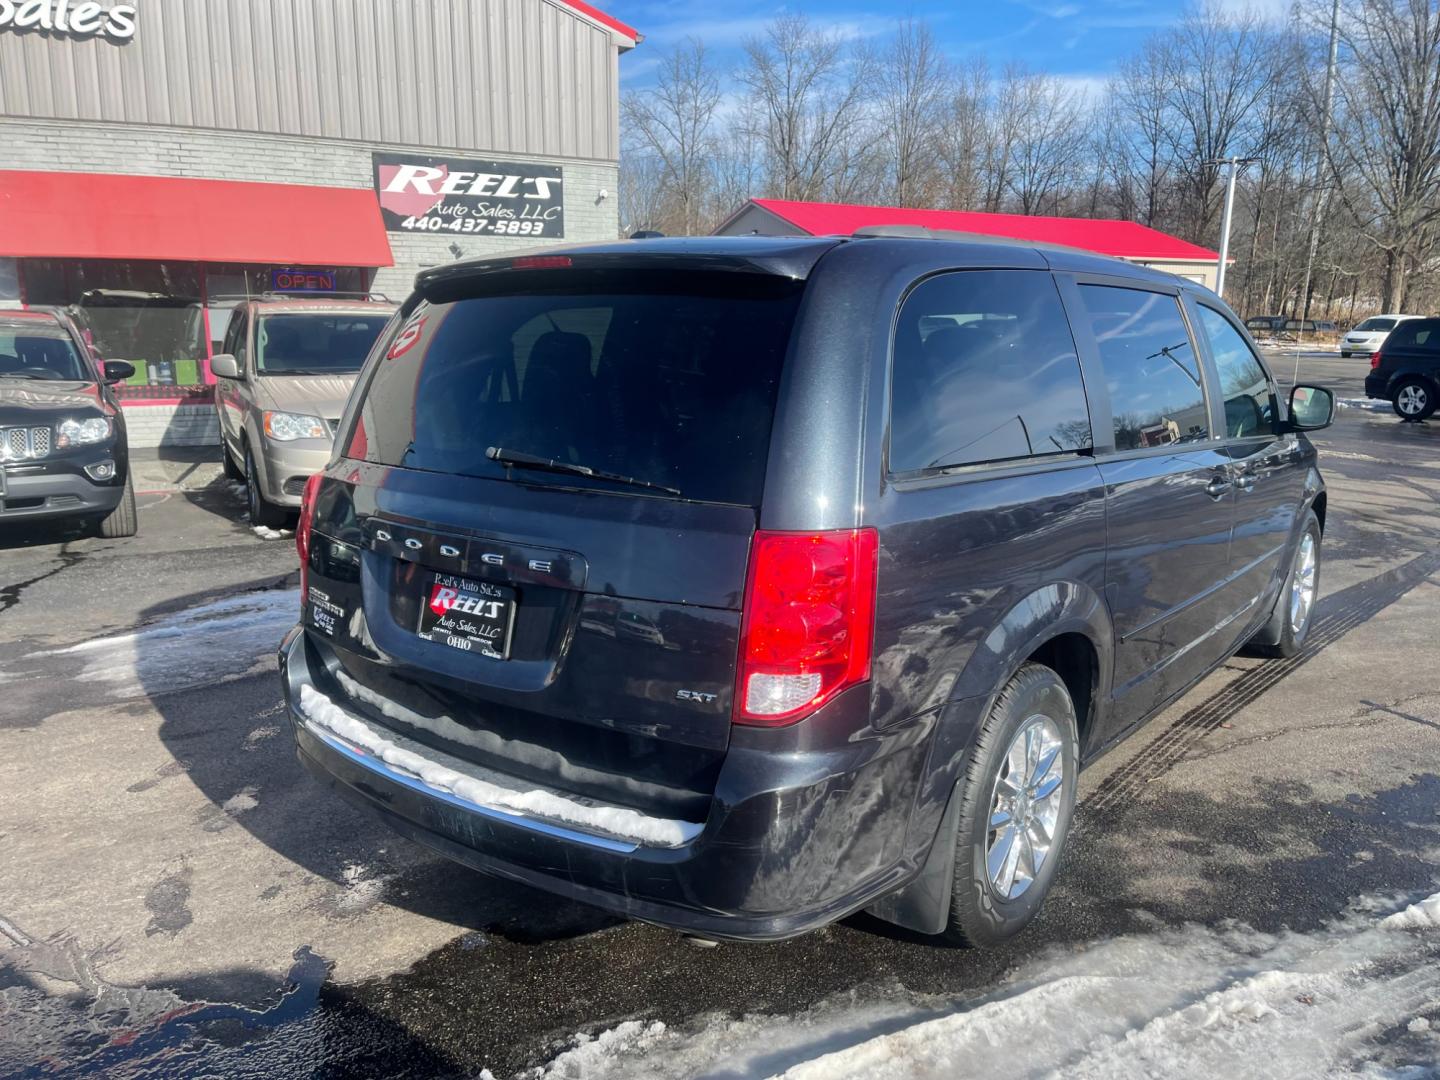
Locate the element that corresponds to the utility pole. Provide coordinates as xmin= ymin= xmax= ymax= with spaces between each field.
xmin=1297 ymin=0 xmax=1342 ymax=324
xmin=1206 ymin=156 xmax=1259 ymax=298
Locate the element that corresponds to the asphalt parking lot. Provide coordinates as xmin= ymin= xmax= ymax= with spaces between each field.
xmin=1 ymin=351 xmax=1438 ymax=1077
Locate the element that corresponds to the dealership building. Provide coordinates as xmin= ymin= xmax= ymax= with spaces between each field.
xmin=0 ymin=0 xmax=638 ymax=445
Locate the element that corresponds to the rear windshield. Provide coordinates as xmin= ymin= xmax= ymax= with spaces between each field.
xmin=1355 ymin=318 xmax=1396 ymax=332
xmin=347 ymin=270 xmax=803 ymax=505
xmin=256 ymin=314 xmax=392 ymax=374
xmin=0 ymin=325 xmax=88 ymax=381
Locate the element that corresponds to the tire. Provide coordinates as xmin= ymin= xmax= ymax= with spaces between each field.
xmin=1340 ymin=351 xmax=1351 ymax=359
xmin=1248 ymin=509 xmax=1321 ymax=659
xmin=1392 ymin=378 xmax=1436 ymax=421
xmin=222 ymin=443 xmax=244 ymax=481
xmin=96 ymin=475 xmax=138 ymax=538
xmin=943 ymin=662 xmax=1079 ymax=948
xmin=244 ymin=443 xmax=288 ymax=529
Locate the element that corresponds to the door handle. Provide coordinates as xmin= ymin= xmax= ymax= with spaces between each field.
xmin=1236 ymin=472 xmax=1256 ymax=492
xmin=1205 ymin=475 xmax=1233 ymax=498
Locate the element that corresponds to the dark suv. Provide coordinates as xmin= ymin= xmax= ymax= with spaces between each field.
xmin=280 ymin=235 xmax=1334 ymax=946
xmin=0 ymin=309 xmax=138 ymax=537
xmin=1364 ymin=316 xmax=1440 ymax=420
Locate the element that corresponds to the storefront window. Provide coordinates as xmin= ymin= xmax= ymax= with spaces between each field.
xmin=20 ymin=259 xmax=373 ymax=400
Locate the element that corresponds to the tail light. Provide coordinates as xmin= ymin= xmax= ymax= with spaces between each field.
xmin=296 ymin=472 xmax=324 ymax=601
xmin=1370 ymin=351 xmax=1383 ymax=369
xmin=735 ymin=528 xmax=879 ymax=726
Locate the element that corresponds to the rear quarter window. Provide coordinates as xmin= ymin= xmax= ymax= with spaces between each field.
xmin=1384 ymin=321 xmax=1440 ymax=351
xmin=888 ymin=270 xmax=1091 ymax=473
xmin=346 ymin=270 xmax=803 ymax=505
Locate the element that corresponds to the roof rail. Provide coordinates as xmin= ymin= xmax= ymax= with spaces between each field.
xmin=850 ymin=225 xmax=1089 ymax=255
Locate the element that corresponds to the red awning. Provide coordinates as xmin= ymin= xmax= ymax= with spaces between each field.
xmin=0 ymin=170 xmax=393 ymax=268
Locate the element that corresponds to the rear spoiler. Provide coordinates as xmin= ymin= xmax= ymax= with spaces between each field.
xmin=412 ymin=238 xmax=843 ymax=307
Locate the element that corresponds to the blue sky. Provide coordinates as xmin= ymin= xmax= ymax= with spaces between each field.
xmin=604 ymin=0 xmax=1272 ymax=97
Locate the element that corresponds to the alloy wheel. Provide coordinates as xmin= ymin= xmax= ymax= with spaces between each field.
xmin=1289 ymin=532 xmax=1317 ymax=635
xmin=986 ymin=715 xmax=1064 ymax=900
xmin=1397 ymin=384 xmax=1428 ymax=416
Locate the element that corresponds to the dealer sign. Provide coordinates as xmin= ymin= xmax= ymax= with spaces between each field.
xmin=372 ymin=152 xmax=564 ymax=240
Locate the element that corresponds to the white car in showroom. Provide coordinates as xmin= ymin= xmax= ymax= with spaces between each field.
xmin=1341 ymin=314 xmax=1422 ymax=358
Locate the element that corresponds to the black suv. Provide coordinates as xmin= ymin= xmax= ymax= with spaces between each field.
xmin=1364 ymin=316 xmax=1440 ymax=420
xmin=0 ymin=309 xmax=138 ymax=537
xmin=280 ymin=235 xmax=1334 ymax=946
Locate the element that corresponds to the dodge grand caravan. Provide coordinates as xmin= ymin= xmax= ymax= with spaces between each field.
xmin=280 ymin=234 xmax=1334 ymax=946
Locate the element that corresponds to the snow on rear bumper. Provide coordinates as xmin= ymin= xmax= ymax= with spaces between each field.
xmin=279 ymin=626 xmax=930 ymax=940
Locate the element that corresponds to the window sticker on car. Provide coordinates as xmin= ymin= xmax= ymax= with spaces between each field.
xmin=386 ymin=315 xmax=427 ymax=359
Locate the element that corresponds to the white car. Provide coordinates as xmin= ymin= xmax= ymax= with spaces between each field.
xmin=1341 ymin=314 xmax=1422 ymax=358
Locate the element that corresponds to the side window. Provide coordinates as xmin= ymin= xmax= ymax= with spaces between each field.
xmin=889 ymin=270 xmax=1091 ymax=472
xmin=1196 ymin=305 xmax=1277 ymax=439
xmin=1076 ymin=285 xmax=1208 ymax=450
xmin=1386 ymin=321 xmax=1440 ymax=351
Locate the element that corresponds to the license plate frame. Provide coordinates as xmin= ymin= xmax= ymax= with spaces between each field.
xmin=417 ymin=572 xmax=516 ymax=660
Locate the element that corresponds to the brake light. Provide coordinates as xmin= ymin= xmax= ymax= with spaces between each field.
xmin=1370 ymin=351 xmax=1383 ymax=369
xmin=512 ymin=255 xmax=572 ymax=269
xmin=735 ymin=528 xmax=879 ymax=725
xmin=296 ymin=472 xmax=324 ymax=601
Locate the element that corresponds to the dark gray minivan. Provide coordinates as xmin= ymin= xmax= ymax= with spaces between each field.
xmin=280 ymin=234 xmax=1334 ymax=946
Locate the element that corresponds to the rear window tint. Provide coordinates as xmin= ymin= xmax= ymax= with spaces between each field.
xmin=347 ymin=271 xmax=802 ymax=505
xmin=1384 ymin=321 xmax=1440 ymax=351
xmin=889 ymin=270 xmax=1091 ymax=472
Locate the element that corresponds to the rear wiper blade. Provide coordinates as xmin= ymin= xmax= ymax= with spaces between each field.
xmin=486 ymin=446 xmax=682 ymax=497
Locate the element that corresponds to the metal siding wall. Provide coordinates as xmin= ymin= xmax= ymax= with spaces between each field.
xmin=0 ymin=0 xmax=618 ymax=161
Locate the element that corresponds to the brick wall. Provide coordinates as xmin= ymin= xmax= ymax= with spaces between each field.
xmin=122 ymin=404 xmax=221 ymax=449
xmin=0 ymin=117 xmax=622 ymax=296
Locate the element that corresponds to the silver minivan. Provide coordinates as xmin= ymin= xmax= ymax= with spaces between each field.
xmin=211 ymin=297 xmax=396 ymax=527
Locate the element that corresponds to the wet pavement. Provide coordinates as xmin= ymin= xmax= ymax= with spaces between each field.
xmin=2 ymin=352 xmax=1439 ymax=1078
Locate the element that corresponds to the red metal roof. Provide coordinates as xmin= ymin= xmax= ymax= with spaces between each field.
xmin=0 ymin=171 xmax=394 ymax=268
xmin=748 ymin=198 xmax=1221 ymax=262
xmin=557 ymin=0 xmax=638 ymax=42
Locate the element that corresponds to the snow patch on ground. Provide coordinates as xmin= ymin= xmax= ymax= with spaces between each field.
xmin=221 ymin=788 xmax=259 ymax=816
xmin=535 ymin=892 xmax=1440 ymax=1079
xmin=331 ymin=862 xmax=392 ymax=916
xmin=252 ymin=525 xmax=294 ymax=541
xmin=1336 ymin=397 xmax=1392 ymax=413
xmin=28 ymin=591 xmax=296 ymax=699
xmin=297 ymin=685 xmax=703 ymax=848
xmin=1380 ymin=891 xmax=1440 ymax=929
xmin=526 ymin=1021 xmax=669 ymax=1078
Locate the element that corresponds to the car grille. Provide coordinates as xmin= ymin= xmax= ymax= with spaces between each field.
xmin=0 ymin=426 xmax=51 ymax=462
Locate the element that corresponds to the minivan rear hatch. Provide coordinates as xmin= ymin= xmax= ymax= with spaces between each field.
xmin=304 ymin=244 xmax=834 ymax=829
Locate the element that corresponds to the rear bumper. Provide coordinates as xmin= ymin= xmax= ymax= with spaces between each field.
xmin=1364 ymin=374 xmax=1388 ymax=400
xmin=280 ymin=627 xmax=931 ymax=940
xmin=0 ymin=459 xmax=124 ymax=521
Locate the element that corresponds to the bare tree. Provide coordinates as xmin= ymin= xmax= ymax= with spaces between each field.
xmin=621 ymin=38 xmax=722 ymax=235
xmin=1004 ymin=70 xmax=1090 ymax=214
xmin=937 ymin=57 xmax=992 ymax=210
xmin=875 ymin=20 xmax=950 ymax=206
xmin=1112 ymin=41 xmax=1173 ymax=227
xmin=1156 ymin=4 xmax=1280 ymax=242
xmin=737 ymin=13 xmax=876 ymax=201
xmin=1321 ymin=0 xmax=1440 ymax=310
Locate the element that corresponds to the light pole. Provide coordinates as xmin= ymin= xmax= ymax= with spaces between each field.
xmin=1205 ymin=156 xmax=1259 ymax=298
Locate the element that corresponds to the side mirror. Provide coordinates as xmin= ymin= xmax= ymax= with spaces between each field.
xmin=1288 ymin=384 xmax=1334 ymax=431
xmin=210 ymin=353 xmax=240 ymax=379
xmin=101 ymin=360 xmax=136 ymax=384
